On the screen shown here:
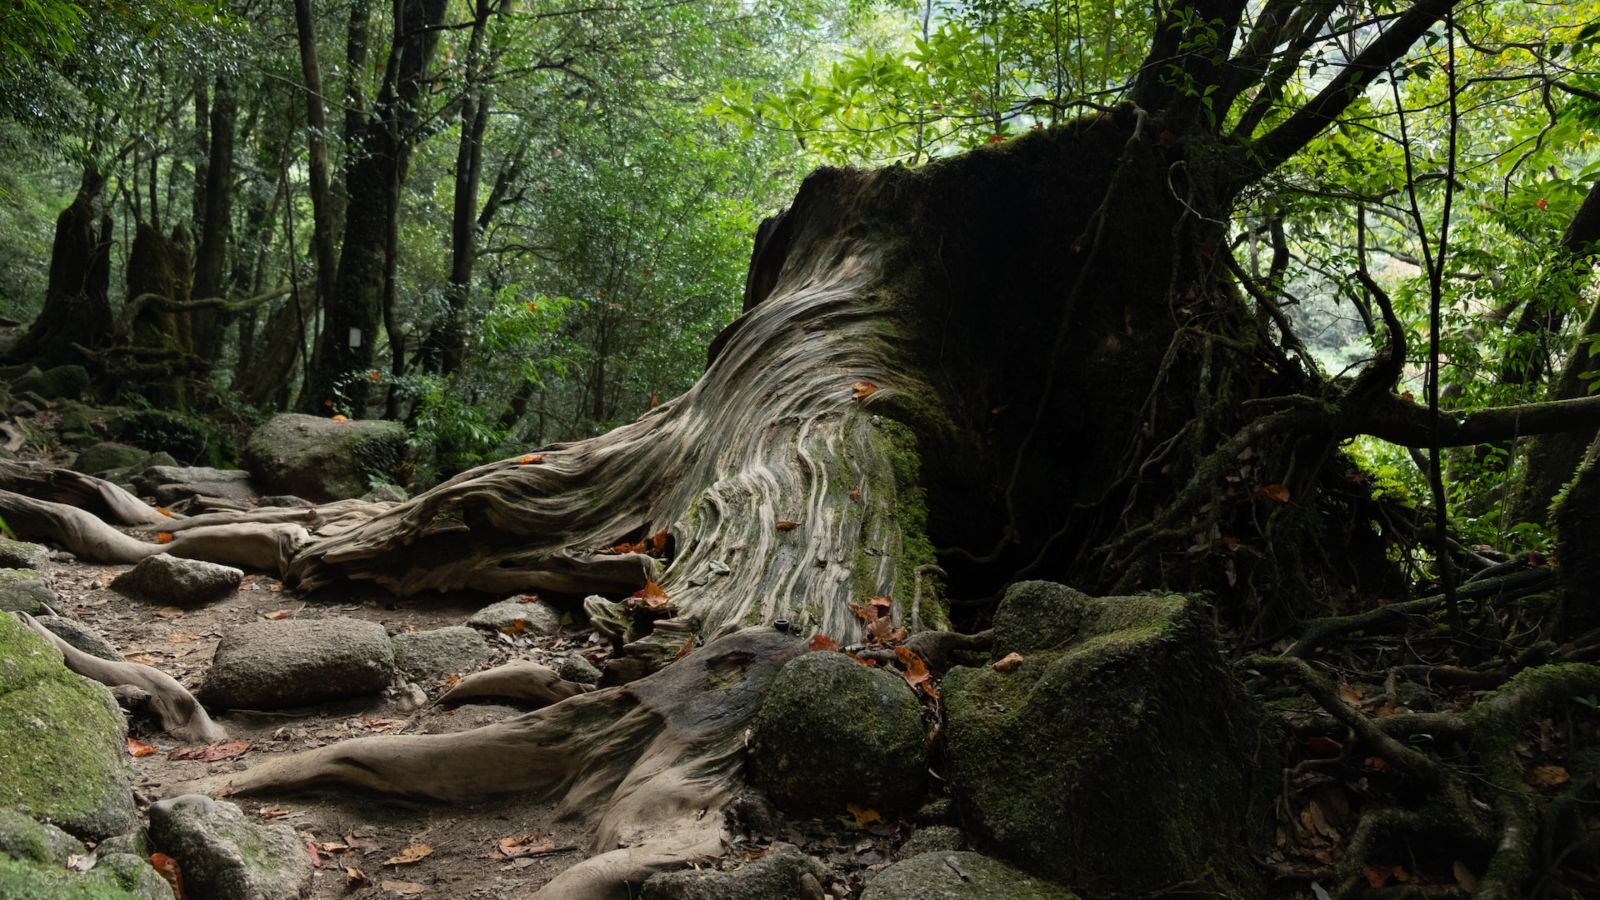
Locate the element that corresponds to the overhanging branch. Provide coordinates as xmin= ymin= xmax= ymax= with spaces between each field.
xmin=1353 ymin=392 xmax=1600 ymax=447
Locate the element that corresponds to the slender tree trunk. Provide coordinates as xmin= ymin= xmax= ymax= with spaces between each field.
xmin=308 ymin=0 xmax=447 ymax=416
xmin=291 ymin=0 xmax=341 ymax=397
xmin=191 ymin=76 xmax=237 ymax=365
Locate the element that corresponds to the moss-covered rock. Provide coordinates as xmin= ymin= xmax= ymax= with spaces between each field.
xmin=13 ymin=365 xmax=90 ymax=401
xmin=72 ymin=443 xmax=150 ymax=476
xmin=0 ymin=614 xmax=136 ymax=838
xmin=147 ymin=794 xmax=310 ymax=900
xmin=641 ymin=843 xmax=826 ymax=899
xmin=989 ymin=581 xmax=1091 ymax=654
xmin=748 ymin=650 xmax=926 ymax=815
xmin=243 ymin=413 xmax=407 ymax=501
xmin=0 ymin=854 xmax=172 ymax=899
xmin=113 ymin=409 xmax=221 ymax=466
xmin=0 ymin=539 xmax=49 ymax=570
xmin=0 ymin=807 xmax=85 ymax=866
xmin=0 ymin=568 xmax=58 ymax=613
xmin=944 ymin=584 xmax=1276 ymax=897
xmin=862 ymin=851 xmax=1078 ymax=900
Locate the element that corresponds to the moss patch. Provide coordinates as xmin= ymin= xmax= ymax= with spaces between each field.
xmin=0 ymin=614 xmax=135 ymax=839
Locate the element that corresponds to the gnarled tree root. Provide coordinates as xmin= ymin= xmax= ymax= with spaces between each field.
xmin=14 ymin=611 xmax=227 ymax=743
xmin=207 ymin=629 xmax=803 ymax=900
xmin=435 ymin=660 xmax=595 ymax=707
xmin=0 ymin=490 xmax=164 ymax=563
xmin=0 ymin=460 xmax=167 ymax=526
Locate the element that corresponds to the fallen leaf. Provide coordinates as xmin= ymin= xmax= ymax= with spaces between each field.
xmin=264 ymin=609 xmax=292 ymax=620
xmin=381 ymin=880 xmax=425 ymax=896
xmin=516 ymin=453 xmax=545 ymax=465
xmin=169 ymin=739 xmax=250 ymax=762
xmin=850 ymin=380 xmax=880 ymax=400
xmin=674 ymin=635 xmax=695 ymax=660
xmin=848 ymin=486 xmax=861 ymax=503
xmin=869 ymin=595 xmax=893 ymax=612
xmin=126 ymin=738 xmax=158 ymax=757
xmin=630 ymin=581 xmax=671 ymax=611
xmin=346 ymin=867 xmax=370 ymax=887
xmin=868 ymin=615 xmax=907 ymax=646
xmin=1362 ymin=755 xmax=1391 ymax=773
xmin=445 ymin=674 xmax=461 ymax=687
xmin=775 ymin=519 xmax=801 ymax=531
xmin=331 ymin=414 xmax=349 ymax=423
xmin=496 ymin=833 xmax=556 ymax=859
xmin=1255 ymin=483 xmax=1291 ymax=503
xmin=307 ymin=840 xmax=323 ymax=868
xmin=149 ymin=853 xmax=187 ymax=900
xmin=156 ymin=507 xmax=174 ymax=518
xmin=1528 ymin=764 xmax=1570 ymax=787
xmin=384 ymin=843 xmax=434 ymax=866
xmin=498 ymin=619 xmax=527 ymax=636
xmin=155 ymin=531 xmax=174 ymax=544
xmin=896 ymin=646 xmax=938 ymax=699
xmin=650 ymin=528 xmax=670 ymax=553
xmin=808 ymin=634 xmax=840 ymax=652
xmin=846 ymin=803 xmax=881 ymax=827
xmin=992 ymin=652 xmax=1024 ymax=673
xmin=1337 ymin=683 xmax=1363 ymax=705
xmin=257 ymin=806 xmax=293 ymax=819
xmin=1364 ymin=865 xmax=1399 ymax=888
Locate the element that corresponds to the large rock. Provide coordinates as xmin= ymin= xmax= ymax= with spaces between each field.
xmin=243 ymin=413 xmax=407 ymax=502
xmin=466 ymin=596 xmax=563 ymax=633
xmin=0 ymin=613 xmax=136 ymax=838
xmin=73 ymin=443 xmax=151 ymax=476
xmin=748 ymin=650 xmax=926 ymax=815
xmin=0 ymin=854 xmax=174 ymax=899
xmin=863 ymin=852 xmax=1078 ymax=900
xmin=391 ymin=626 xmax=492 ymax=683
xmin=132 ymin=465 xmax=257 ymax=505
xmin=641 ymin=843 xmax=827 ymax=900
xmin=147 ymin=794 xmax=310 ymax=900
xmin=37 ymin=615 xmax=121 ymax=661
xmin=944 ymin=583 xmax=1276 ymax=896
xmin=13 ymin=365 xmax=89 ymax=400
xmin=199 ymin=617 xmax=395 ymax=710
xmin=0 ymin=538 xmax=50 ymax=569
xmin=111 ymin=555 xmax=242 ymax=606
xmin=0 ymin=568 xmax=57 ymax=614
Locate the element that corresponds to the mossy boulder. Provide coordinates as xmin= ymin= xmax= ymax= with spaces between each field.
xmin=13 ymin=365 xmax=90 ymax=401
xmin=147 ymin=794 xmax=310 ymax=900
xmin=641 ymin=842 xmax=826 ymax=900
xmin=748 ymin=650 xmax=926 ymax=816
xmin=862 ymin=851 xmax=1078 ymax=900
xmin=0 ymin=538 xmax=50 ymax=570
xmin=0 ymin=568 xmax=58 ymax=613
xmin=243 ymin=413 xmax=407 ymax=502
xmin=0 ymin=855 xmax=173 ymax=899
xmin=0 ymin=806 xmax=85 ymax=866
xmin=944 ymin=583 xmax=1276 ymax=897
xmin=112 ymin=410 xmax=220 ymax=466
xmin=0 ymin=614 xmax=136 ymax=838
xmin=72 ymin=443 xmax=150 ymax=476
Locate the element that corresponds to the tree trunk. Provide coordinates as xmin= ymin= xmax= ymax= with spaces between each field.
xmin=8 ymin=167 xmax=115 ymax=368
xmin=124 ymin=222 xmax=196 ymax=408
xmin=291 ymin=0 xmax=340 ymax=398
xmin=307 ymin=0 xmax=447 ymax=416
xmin=191 ymin=76 xmax=237 ymax=365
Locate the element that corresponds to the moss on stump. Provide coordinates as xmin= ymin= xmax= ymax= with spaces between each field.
xmin=944 ymin=582 xmax=1276 ymax=897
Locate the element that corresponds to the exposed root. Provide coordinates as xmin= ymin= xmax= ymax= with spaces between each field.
xmin=435 ymin=660 xmax=595 ymax=707
xmin=0 ymin=460 xmax=167 ymax=526
xmin=0 ymin=489 xmax=163 ymax=563
xmin=167 ymin=523 xmax=309 ymax=575
xmin=211 ymin=630 xmax=804 ymax=899
xmin=14 ymin=610 xmax=227 ymax=743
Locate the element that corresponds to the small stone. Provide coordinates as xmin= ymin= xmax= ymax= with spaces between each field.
xmin=199 ymin=617 xmax=395 ymax=710
xmin=898 ymin=825 xmax=965 ymax=855
xmin=111 ymin=555 xmax=243 ymax=607
xmin=72 ymin=442 xmax=151 ymax=476
xmin=392 ymin=626 xmax=491 ymax=683
xmin=557 ymin=653 xmax=603 ymax=685
xmin=147 ymin=794 xmax=311 ymax=900
xmin=863 ymin=852 xmax=1078 ymax=900
xmin=0 ymin=538 xmax=49 ymax=570
xmin=467 ymin=597 xmax=562 ymax=634
xmin=0 ymin=568 xmax=58 ymax=614
xmin=641 ymin=843 xmax=827 ymax=900
xmin=36 ymin=615 xmax=120 ymax=661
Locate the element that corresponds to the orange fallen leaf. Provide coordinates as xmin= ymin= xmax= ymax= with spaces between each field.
xmin=499 ymin=619 xmax=527 ymax=636
xmin=149 ymin=853 xmax=187 ymax=900
xmin=264 ymin=609 xmax=292 ymax=620
xmin=127 ymin=738 xmax=158 ymax=757
xmin=674 ymin=636 xmax=695 ymax=660
xmin=446 ymin=674 xmax=461 ymax=687
xmin=384 ymin=843 xmax=433 ymax=866
xmin=367 ymin=370 xmax=382 ymax=382
xmin=169 ymin=739 xmax=250 ymax=762
xmin=896 ymin=646 xmax=938 ymax=699
xmin=346 ymin=866 xmax=370 ymax=887
xmin=516 ymin=453 xmax=545 ymax=465
xmin=775 ymin=519 xmax=801 ymax=531
xmin=1337 ymin=683 xmax=1363 ymax=705
xmin=850 ymin=380 xmax=880 ymax=400
xmin=808 ymin=634 xmax=840 ymax=652
xmin=630 ymin=580 xmax=671 ymax=611
xmin=846 ymin=803 xmax=881 ymax=827
xmin=331 ymin=414 xmax=349 ymax=423
xmin=1364 ymin=865 xmax=1400 ymax=888
xmin=1529 ymin=764 xmax=1570 ymax=787
xmin=1255 ymin=483 xmax=1291 ymax=503
xmin=496 ymin=833 xmax=556 ymax=859
xmin=650 ymin=528 xmax=670 ymax=553
xmin=155 ymin=531 xmax=174 ymax=544
xmin=156 ymin=507 xmax=174 ymax=518
xmin=992 ymin=652 xmax=1024 ymax=673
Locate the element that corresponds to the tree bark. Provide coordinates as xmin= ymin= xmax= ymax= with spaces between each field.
xmin=8 ymin=167 xmax=115 ymax=368
xmin=291 ymin=0 xmax=341 ymax=393
xmin=191 ymin=76 xmax=237 ymax=365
